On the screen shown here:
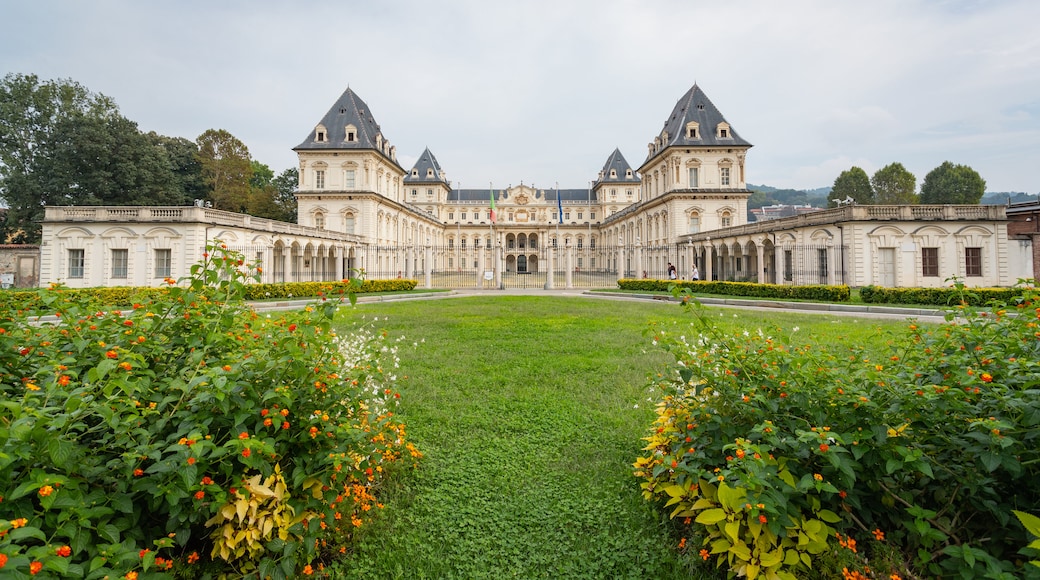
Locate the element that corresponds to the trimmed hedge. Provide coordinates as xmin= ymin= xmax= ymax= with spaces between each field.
xmin=617 ymin=278 xmax=851 ymax=302
xmin=0 ymin=279 xmax=419 ymax=314
xmin=860 ymin=284 xmax=1026 ymax=306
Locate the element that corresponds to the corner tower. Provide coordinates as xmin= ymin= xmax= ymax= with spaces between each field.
xmin=593 ymin=148 xmax=641 ymax=219
xmin=293 ymin=87 xmax=406 ymax=236
xmin=637 ymin=84 xmax=752 ymax=232
xmin=404 ymin=147 xmax=451 ymax=218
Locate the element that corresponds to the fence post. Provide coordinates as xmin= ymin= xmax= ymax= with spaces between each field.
xmin=545 ymin=246 xmax=555 ymax=289
xmin=425 ymin=243 xmax=433 ymax=289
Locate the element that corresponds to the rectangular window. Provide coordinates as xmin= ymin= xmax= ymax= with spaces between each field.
xmin=688 ymin=168 xmax=699 ymax=188
xmin=590 ymin=238 xmax=596 ymax=249
xmin=344 ymin=169 xmax=355 ymax=188
xmin=578 ymin=258 xmax=583 ymax=268
xmin=721 ymin=216 xmax=732 ymax=227
xmin=784 ymin=250 xmax=793 ymax=282
xmin=721 ymin=167 xmax=731 ymax=186
xmin=475 ymin=238 xmax=481 ymax=248
xmin=590 ymin=212 xmax=596 ymax=220
xmin=154 ymin=249 xmax=172 ymax=278
xmin=626 ymin=189 xmax=633 ymax=197
xmin=448 ymin=239 xmax=454 ymax=249
xmin=448 ymin=212 xmax=454 ymax=221
xmin=965 ymin=247 xmax=982 ymax=277
xmin=922 ymin=247 xmax=939 ymax=277
xmin=461 ymin=239 xmax=466 ymax=250
xmin=427 ymin=188 xmax=433 ymax=197
xmin=68 ymin=249 xmax=85 ymax=279
xmin=565 ymin=212 xmax=571 ymax=220
xmin=552 ymin=238 xmax=557 ymax=248
xmin=315 ymin=170 xmax=325 ymax=189
xmin=577 ymin=212 xmax=583 ymax=220
xmin=817 ymin=248 xmax=828 ymax=282
xmin=411 ymin=189 xmax=417 ymax=197
xmin=689 ymin=216 xmax=700 ymax=234
xmin=461 ymin=212 xmax=467 ymax=220
xmin=111 ymin=249 xmax=128 ymax=279
xmin=611 ymin=190 xmax=617 ymax=198
xmin=552 ymin=212 xmax=558 ymax=221
xmin=577 ymin=239 xmax=583 ymax=249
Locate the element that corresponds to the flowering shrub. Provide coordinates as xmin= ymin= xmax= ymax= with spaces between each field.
xmin=0 ymin=243 xmax=420 ymax=578
xmin=636 ymin=284 xmax=1040 ymax=579
xmin=617 ymin=279 xmax=851 ymax=302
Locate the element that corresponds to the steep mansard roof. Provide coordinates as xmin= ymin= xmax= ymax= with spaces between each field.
xmin=645 ymin=84 xmax=751 ymax=164
xmin=294 ymin=87 xmax=401 ymax=167
xmin=595 ymin=148 xmax=641 ymax=185
xmin=448 ymin=188 xmax=598 ymax=203
xmin=404 ymin=147 xmax=448 ymax=184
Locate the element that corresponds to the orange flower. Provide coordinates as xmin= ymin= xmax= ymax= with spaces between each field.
xmin=239 ymin=432 xmax=249 ymax=439
xmin=678 ymin=537 xmax=686 ymax=549
xmin=11 ymin=518 xmax=27 ymax=529
xmin=280 ymin=408 xmax=290 ymax=417
xmin=106 ymin=350 xmax=118 ymax=359
xmin=980 ymin=373 xmax=993 ymax=383
xmin=758 ymin=514 xmax=768 ymax=524
xmin=263 ymin=418 xmax=273 ymax=427
xmin=819 ymin=443 xmax=830 ymax=452
xmin=282 ymin=421 xmax=290 ymax=430
xmin=261 ymin=409 xmax=270 ymax=416
xmin=222 ymin=365 xmax=231 ymax=372
xmin=56 ymin=545 xmax=72 ymax=557
xmin=813 ymin=473 xmax=823 ymax=481
xmin=194 ymin=491 xmax=205 ymax=500
xmin=873 ymin=529 xmax=885 ymax=541
xmin=187 ymin=457 xmax=196 ymax=465
xmin=242 ymin=449 xmax=251 ymax=458
xmin=133 ymin=468 xmax=144 ymax=477
xmin=699 ymin=548 xmax=710 ymax=561
xmin=58 ymin=375 xmax=70 ymax=386
xmin=302 ymin=564 xmax=313 ymax=575
xmin=30 ymin=561 xmax=43 ymax=575
xmin=119 ymin=362 xmax=132 ymax=371
xmin=187 ymin=551 xmax=200 ymax=564
xmin=0 ymin=553 xmax=7 ymax=568
xmin=38 ymin=485 xmax=54 ymax=497
xmin=125 ymin=572 xmax=138 ymax=580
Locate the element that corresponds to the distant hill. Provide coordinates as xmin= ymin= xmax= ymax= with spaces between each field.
xmin=746 ymin=184 xmax=829 ymax=220
xmin=981 ymin=191 xmax=1038 ymax=205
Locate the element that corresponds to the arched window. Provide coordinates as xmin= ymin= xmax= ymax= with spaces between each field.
xmin=314 ymin=212 xmax=325 ymax=230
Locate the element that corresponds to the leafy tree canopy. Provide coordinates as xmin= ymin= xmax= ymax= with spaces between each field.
xmin=196 ymin=129 xmax=253 ymax=213
xmin=871 ymin=162 xmax=918 ymax=204
xmin=919 ymin=161 xmax=986 ymax=204
xmin=828 ymin=166 xmax=874 ymax=206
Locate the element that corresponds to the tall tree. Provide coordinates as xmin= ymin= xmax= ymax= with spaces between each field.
xmin=828 ymin=166 xmax=874 ymax=206
xmin=196 ymin=129 xmax=252 ymax=212
xmin=36 ymin=112 xmax=182 ymax=207
xmin=871 ymin=162 xmax=918 ymax=204
xmin=919 ymin=161 xmax=986 ymax=204
xmin=0 ymin=73 xmax=117 ymax=242
xmin=272 ymin=168 xmax=299 ymax=223
xmin=147 ymin=133 xmax=205 ymax=205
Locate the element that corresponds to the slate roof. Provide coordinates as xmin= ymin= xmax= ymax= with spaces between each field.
xmin=448 ymin=188 xmax=597 ymax=203
xmin=595 ymin=148 xmax=641 ymax=185
xmin=645 ymin=84 xmax=751 ymax=164
xmin=404 ymin=148 xmax=448 ymax=184
xmin=293 ymin=87 xmax=401 ymax=167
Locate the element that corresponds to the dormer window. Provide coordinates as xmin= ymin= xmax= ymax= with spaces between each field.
xmin=427 ymin=168 xmax=434 ymax=178
xmin=345 ymin=124 xmax=357 ymax=142
xmin=609 ymin=169 xmax=617 ymax=178
xmin=626 ymin=169 xmax=633 ymax=178
xmin=717 ymin=122 xmax=731 ymax=139
xmin=314 ymin=124 xmax=327 ymax=143
xmin=686 ymin=121 xmax=700 ymax=140
xmin=412 ymin=169 xmax=418 ymax=177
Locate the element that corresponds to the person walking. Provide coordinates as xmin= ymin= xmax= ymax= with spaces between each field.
xmin=691 ymin=264 xmax=700 ymax=281
xmin=667 ymin=262 xmax=677 ymax=280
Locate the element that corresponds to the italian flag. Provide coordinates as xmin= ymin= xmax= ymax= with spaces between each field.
xmin=489 ymin=188 xmax=497 ymax=224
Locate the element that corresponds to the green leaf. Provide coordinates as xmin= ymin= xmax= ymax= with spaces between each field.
xmin=816 ymin=510 xmax=842 ymax=523
xmin=48 ymin=437 xmax=75 ymax=468
xmin=98 ymin=523 xmax=120 ymax=543
xmin=1014 ymin=510 xmax=1040 ymax=537
xmin=979 ymin=451 xmax=1001 ymax=472
xmin=696 ymin=508 xmax=728 ymax=525
xmin=9 ymin=526 xmax=48 ymax=542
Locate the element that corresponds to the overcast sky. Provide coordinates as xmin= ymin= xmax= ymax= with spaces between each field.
xmin=3 ymin=0 xmax=1038 ymax=193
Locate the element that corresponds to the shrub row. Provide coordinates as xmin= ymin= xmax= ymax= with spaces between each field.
xmin=0 ymin=246 xmax=420 ymax=578
xmin=0 ymin=279 xmax=419 ymax=315
xmin=617 ymin=279 xmax=851 ymax=302
xmin=636 ymin=286 xmax=1040 ymax=579
xmin=860 ymin=284 xmax=1026 ymax=306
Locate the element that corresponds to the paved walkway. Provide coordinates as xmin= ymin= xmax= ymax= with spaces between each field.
xmin=251 ymin=288 xmax=951 ymax=323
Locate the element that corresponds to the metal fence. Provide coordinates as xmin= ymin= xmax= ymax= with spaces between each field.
xmin=303 ymin=243 xmax=850 ymax=290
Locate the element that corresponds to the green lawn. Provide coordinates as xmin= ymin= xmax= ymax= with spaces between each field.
xmin=327 ymin=296 xmax=915 ymax=579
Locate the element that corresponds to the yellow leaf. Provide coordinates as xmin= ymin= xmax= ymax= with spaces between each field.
xmin=783 ymin=548 xmax=801 ymax=566
xmin=760 ymin=548 xmax=783 ymax=568
xmin=696 ymin=508 xmax=727 ymax=525
xmin=724 ymin=521 xmax=741 ymax=542
xmin=746 ymin=563 xmax=761 ymax=579
xmin=235 ymin=499 xmax=249 ymax=522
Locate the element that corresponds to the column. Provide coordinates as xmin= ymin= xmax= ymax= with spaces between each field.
xmin=704 ymin=245 xmax=714 ymax=282
xmin=756 ymin=243 xmax=766 ymax=284
xmin=281 ymin=249 xmax=290 ymax=284
xmin=475 ymin=248 xmax=484 ymax=288
xmin=425 ymin=243 xmax=433 ymax=289
xmin=565 ymin=244 xmax=573 ymax=289
xmin=634 ymin=241 xmax=644 ymax=279
xmin=545 ymin=245 xmax=555 ymax=289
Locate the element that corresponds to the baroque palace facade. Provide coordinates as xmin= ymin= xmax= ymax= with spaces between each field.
xmin=36 ymin=84 xmax=1032 ymax=288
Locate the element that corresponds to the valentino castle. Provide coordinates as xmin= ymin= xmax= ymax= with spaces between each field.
xmin=35 ymin=84 xmax=1034 ymax=289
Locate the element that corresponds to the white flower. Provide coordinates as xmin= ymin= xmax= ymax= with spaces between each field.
xmin=792 ymin=326 xmax=800 ymax=333
xmin=633 ymin=404 xmax=639 ymax=409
